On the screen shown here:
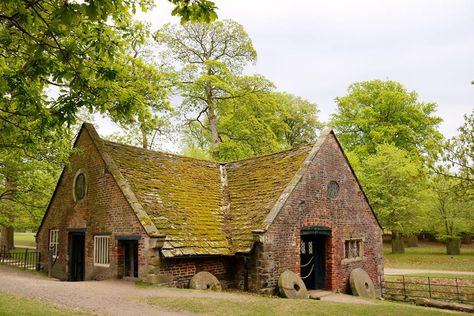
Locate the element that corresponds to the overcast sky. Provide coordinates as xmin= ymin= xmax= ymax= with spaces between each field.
xmin=98 ymin=0 xmax=474 ymax=141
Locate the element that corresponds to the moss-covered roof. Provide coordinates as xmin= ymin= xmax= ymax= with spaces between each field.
xmin=98 ymin=133 xmax=314 ymax=256
xmin=225 ymin=145 xmax=313 ymax=252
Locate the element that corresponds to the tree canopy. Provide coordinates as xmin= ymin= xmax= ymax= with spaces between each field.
xmin=155 ymin=20 xmax=321 ymax=161
xmin=330 ymin=80 xmax=443 ymax=159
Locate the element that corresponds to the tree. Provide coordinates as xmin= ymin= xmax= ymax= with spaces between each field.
xmin=0 ymin=0 xmax=217 ymax=153
xmin=154 ymin=20 xmax=260 ymax=157
xmin=330 ymin=80 xmax=443 ymax=160
xmin=428 ymin=174 xmax=473 ymax=255
xmin=353 ymin=144 xmax=431 ymax=253
xmin=206 ymin=91 xmax=321 ymax=161
xmin=105 ymin=21 xmax=174 ymax=150
xmin=441 ymin=110 xmax=474 ymax=196
xmin=156 ymin=20 xmax=322 ymax=160
xmin=0 ymin=0 xmax=216 ymax=242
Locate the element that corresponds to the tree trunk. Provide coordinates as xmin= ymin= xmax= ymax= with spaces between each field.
xmin=391 ymin=231 xmax=405 ymax=254
xmin=406 ymin=234 xmax=418 ymax=247
xmin=461 ymin=233 xmax=472 ymax=244
xmin=140 ymin=123 xmax=149 ymax=149
xmin=0 ymin=226 xmax=14 ymax=254
xmin=446 ymin=238 xmax=461 ymax=255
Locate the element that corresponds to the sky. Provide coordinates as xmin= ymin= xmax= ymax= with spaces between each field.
xmin=97 ymin=0 xmax=474 ymax=142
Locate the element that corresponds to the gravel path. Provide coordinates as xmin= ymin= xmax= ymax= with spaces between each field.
xmin=0 ymin=266 xmax=248 ymax=316
xmin=385 ymin=268 xmax=474 ymax=276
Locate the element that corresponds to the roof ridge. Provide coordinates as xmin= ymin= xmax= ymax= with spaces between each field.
xmin=102 ymin=137 xmax=317 ymax=166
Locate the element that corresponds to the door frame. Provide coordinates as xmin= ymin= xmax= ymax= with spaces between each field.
xmin=300 ymin=226 xmax=331 ymax=290
xmin=68 ymin=231 xmax=86 ymax=281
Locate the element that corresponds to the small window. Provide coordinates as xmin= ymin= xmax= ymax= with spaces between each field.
xmin=327 ymin=181 xmax=339 ymax=199
xmin=74 ymin=172 xmax=86 ymax=201
xmin=94 ymin=236 xmax=110 ymax=267
xmin=49 ymin=229 xmax=59 ymax=258
xmin=344 ymin=239 xmax=362 ymax=259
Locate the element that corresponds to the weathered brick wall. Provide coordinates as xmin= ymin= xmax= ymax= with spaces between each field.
xmin=249 ymin=134 xmax=383 ymax=293
xmin=37 ymin=128 xmax=147 ymax=281
xmin=142 ymin=249 xmax=242 ymax=288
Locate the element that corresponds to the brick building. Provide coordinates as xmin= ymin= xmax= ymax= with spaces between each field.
xmin=37 ymin=123 xmax=383 ymax=293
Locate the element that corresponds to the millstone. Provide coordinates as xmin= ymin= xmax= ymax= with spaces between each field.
xmin=278 ymin=270 xmax=308 ymax=299
xmin=189 ymin=271 xmax=222 ymax=291
xmin=349 ymin=268 xmax=376 ymax=299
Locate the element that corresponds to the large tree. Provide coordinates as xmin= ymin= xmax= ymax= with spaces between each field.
xmin=155 ymin=20 xmax=321 ymax=160
xmin=330 ymin=80 xmax=443 ymax=159
xmin=330 ymin=80 xmax=444 ymax=252
xmin=0 ymin=0 xmax=216 ymax=153
xmin=352 ymin=144 xmax=431 ymax=253
xmin=154 ymin=20 xmax=261 ymax=157
xmin=428 ymin=174 xmax=474 ymax=255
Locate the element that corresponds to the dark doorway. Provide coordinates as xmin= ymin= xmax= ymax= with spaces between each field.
xmin=69 ymin=232 xmax=85 ymax=281
xmin=300 ymin=230 xmax=328 ymax=290
xmin=121 ymin=240 xmax=138 ymax=278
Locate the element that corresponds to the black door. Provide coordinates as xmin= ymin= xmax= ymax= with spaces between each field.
xmin=69 ymin=233 xmax=85 ymax=281
xmin=300 ymin=234 xmax=326 ymax=289
xmin=122 ymin=240 xmax=138 ymax=278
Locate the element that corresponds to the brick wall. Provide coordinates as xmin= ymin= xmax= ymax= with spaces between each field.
xmin=37 ymin=128 xmax=147 ymax=281
xmin=249 ymin=133 xmax=383 ymax=293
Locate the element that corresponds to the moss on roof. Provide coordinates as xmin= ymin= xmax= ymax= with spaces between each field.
xmin=104 ymin=141 xmax=229 ymax=256
xmin=225 ymin=145 xmax=314 ymax=252
xmin=102 ymin=139 xmax=313 ymax=256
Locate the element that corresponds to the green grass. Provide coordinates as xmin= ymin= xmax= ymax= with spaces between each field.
xmin=0 ymin=291 xmax=89 ymax=316
xmin=14 ymin=232 xmax=36 ymax=248
xmin=141 ymin=295 xmax=458 ymax=316
xmin=383 ymin=242 xmax=474 ymax=271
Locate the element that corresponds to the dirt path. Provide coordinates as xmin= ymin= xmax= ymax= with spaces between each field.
xmin=0 ymin=266 xmax=250 ymax=316
xmin=385 ymin=268 xmax=474 ymax=276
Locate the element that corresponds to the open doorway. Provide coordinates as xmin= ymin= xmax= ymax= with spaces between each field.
xmin=300 ymin=227 xmax=330 ymax=290
xmin=69 ymin=232 xmax=85 ymax=281
xmin=120 ymin=240 xmax=138 ymax=278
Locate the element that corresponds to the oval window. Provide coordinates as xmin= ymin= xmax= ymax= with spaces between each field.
xmin=327 ymin=181 xmax=339 ymax=199
xmin=74 ymin=173 xmax=86 ymax=201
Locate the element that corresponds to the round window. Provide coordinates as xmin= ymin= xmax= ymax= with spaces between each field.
xmin=327 ymin=181 xmax=339 ymax=199
xmin=74 ymin=173 xmax=86 ymax=201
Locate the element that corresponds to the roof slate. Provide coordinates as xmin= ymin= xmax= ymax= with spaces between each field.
xmin=95 ymin=128 xmax=315 ymax=256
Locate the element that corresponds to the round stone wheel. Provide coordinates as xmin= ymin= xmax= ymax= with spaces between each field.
xmin=278 ymin=270 xmax=308 ymax=299
xmin=349 ymin=268 xmax=376 ymax=299
xmin=189 ymin=271 xmax=222 ymax=291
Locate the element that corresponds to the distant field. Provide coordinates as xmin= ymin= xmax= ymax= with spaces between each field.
xmin=14 ymin=232 xmax=36 ymax=248
xmin=384 ymin=241 xmax=474 ymax=271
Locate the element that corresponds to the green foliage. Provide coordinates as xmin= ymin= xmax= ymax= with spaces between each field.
xmin=156 ymin=20 xmax=321 ymax=161
xmin=0 ymin=1 xmax=216 ymax=229
xmin=211 ymin=92 xmax=320 ymax=161
xmin=330 ymin=80 xmax=443 ymax=159
xmin=441 ymin=109 xmax=474 ymax=197
xmin=352 ymin=144 xmax=430 ymax=234
xmin=427 ymin=175 xmax=474 ymax=239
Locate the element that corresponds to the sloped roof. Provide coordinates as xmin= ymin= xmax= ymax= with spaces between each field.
xmin=103 ymin=141 xmax=230 ymax=256
xmin=102 ymin=138 xmax=313 ymax=255
xmin=89 ymin=125 xmax=315 ymax=256
xmin=225 ymin=145 xmax=313 ymax=252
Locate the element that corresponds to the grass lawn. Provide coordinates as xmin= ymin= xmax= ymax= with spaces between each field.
xmin=141 ymin=295 xmax=458 ymax=316
xmin=14 ymin=232 xmax=36 ymax=248
xmin=0 ymin=291 xmax=88 ymax=316
xmin=383 ymin=242 xmax=474 ymax=271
